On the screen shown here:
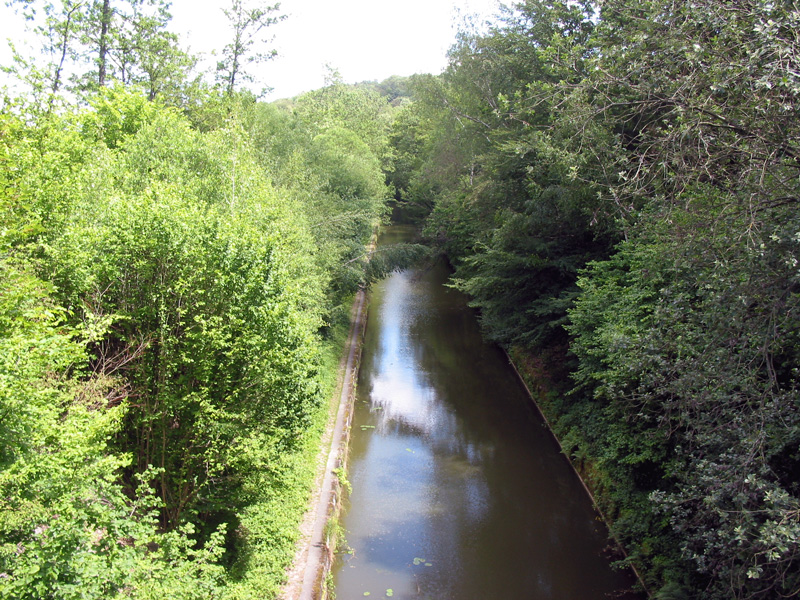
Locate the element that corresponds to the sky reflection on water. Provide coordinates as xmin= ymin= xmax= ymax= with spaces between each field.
xmin=333 ymin=227 xmax=640 ymax=600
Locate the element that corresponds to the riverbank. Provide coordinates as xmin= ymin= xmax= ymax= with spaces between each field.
xmin=505 ymin=345 xmax=652 ymax=599
xmin=280 ymin=287 xmax=369 ymax=600
xmin=332 ymin=240 xmax=640 ymax=599
xmin=282 ymin=229 xmax=643 ymax=600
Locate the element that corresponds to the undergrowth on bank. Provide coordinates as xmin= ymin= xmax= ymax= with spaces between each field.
xmin=0 ymin=71 xmax=394 ymax=597
xmin=223 ymin=328 xmax=348 ymax=599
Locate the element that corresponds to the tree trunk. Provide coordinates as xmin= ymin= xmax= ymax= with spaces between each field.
xmin=49 ymin=3 xmax=82 ymax=111
xmin=98 ymin=0 xmax=111 ymax=86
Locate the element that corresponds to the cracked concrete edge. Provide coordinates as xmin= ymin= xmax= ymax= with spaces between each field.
xmin=280 ymin=286 xmax=369 ymax=600
xmin=503 ymin=349 xmax=652 ymax=599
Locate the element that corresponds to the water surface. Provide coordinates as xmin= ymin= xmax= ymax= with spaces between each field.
xmin=333 ymin=226 xmax=639 ymax=600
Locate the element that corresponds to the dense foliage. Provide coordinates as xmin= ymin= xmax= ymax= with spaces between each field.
xmin=5 ymin=0 xmax=799 ymax=598
xmin=0 ymin=2 xmax=402 ymax=593
xmin=392 ymin=1 xmax=800 ymax=598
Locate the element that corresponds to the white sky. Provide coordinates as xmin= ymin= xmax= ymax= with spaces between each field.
xmin=0 ymin=0 xmax=501 ymax=99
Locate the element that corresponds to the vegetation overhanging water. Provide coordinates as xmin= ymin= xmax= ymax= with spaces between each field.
xmin=333 ymin=225 xmax=640 ymax=600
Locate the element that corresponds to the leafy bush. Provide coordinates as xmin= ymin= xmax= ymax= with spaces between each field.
xmin=569 ymin=193 xmax=800 ymax=598
xmin=0 ymin=89 xmax=342 ymax=598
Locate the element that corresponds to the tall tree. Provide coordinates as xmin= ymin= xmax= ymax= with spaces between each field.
xmin=398 ymin=0 xmax=612 ymax=349
xmin=7 ymin=0 xmax=194 ymax=99
xmin=5 ymin=0 xmax=85 ymax=102
xmin=109 ymin=0 xmax=195 ymax=100
xmin=565 ymin=1 xmax=800 ymax=597
xmin=585 ymin=0 xmax=800 ymax=216
xmin=293 ymin=74 xmax=393 ymax=158
xmin=96 ymin=0 xmax=111 ymax=86
xmin=216 ymin=0 xmax=284 ymax=95
xmin=81 ymin=0 xmax=192 ymax=94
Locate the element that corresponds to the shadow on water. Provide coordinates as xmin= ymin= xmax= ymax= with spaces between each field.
xmin=333 ymin=225 xmax=642 ymax=600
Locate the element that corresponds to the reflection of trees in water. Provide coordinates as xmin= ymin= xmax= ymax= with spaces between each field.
xmin=340 ymin=238 xmax=640 ymax=600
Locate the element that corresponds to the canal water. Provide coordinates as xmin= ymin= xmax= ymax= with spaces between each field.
xmin=332 ymin=225 xmax=640 ymax=600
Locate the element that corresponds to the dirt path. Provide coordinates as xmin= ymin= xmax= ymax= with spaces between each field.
xmin=280 ymin=287 xmax=368 ymax=600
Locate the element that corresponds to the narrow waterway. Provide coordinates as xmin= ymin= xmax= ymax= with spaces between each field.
xmin=333 ymin=225 xmax=640 ymax=600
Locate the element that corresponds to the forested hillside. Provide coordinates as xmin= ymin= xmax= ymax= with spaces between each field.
xmin=390 ymin=1 xmax=800 ymax=598
xmin=0 ymin=1 xmax=407 ymax=597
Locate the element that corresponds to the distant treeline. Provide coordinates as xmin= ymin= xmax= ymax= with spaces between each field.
xmin=388 ymin=1 xmax=800 ymax=599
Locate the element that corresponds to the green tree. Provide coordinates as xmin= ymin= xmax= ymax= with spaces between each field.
xmin=107 ymin=0 xmax=195 ymax=100
xmin=7 ymin=0 xmax=195 ymax=100
xmin=0 ymin=257 xmax=227 ymax=600
xmin=569 ymin=195 xmax=800 ymax=599
xmin=288 ymin=81 xmax=401 ymax=312
xmin=4 ymin=0 xmax=85 ymax=108
xmin=215 ymin=0 xmax=284 ymax=95
xmin=294 ymin=76 xmax=393 ymax=160
xmin=41 ymin=102 xmax=324 ymax=528
xmin=0 ymin=90 xmax=334 ymax=596
xmin=563 ymin=0 xmax=800 ymax=596
xmin=80 ymin=0 xmax=194 ymax=96
xmin=585 ymin=0 xmax=800 ymax=216
xmin=396 ymin=0 xmax=613 ymax=348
